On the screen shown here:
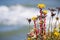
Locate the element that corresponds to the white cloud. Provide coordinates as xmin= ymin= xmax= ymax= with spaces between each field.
xmin=0 ymin=5 xmax=39 ymax=25
xmin=0 ymin=4 xmax=60 ymax=26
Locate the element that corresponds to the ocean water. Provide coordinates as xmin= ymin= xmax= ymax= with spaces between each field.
xmin=0 ymin=0 xmax=60 ymax=40
xmin=0 ymin=25 xmax=29 ymax=40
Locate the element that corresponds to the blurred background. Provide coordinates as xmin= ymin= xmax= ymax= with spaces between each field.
xmin=0 ymin=0 xmax=60 ymax=40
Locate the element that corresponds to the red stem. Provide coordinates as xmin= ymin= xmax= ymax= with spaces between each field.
xmin=34 ymin=20 xmax=36 ymax=28
xmin=34 ymin=20 xmax=38 ymax=40
xmin=40 ymin=8 xmax=43 ymax=33
xmin=44 ymin=15 xmax=46 ymax=35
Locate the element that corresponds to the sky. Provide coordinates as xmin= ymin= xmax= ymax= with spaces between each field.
xmin=0 ymin=0 xmax=60 ymax=26
xmin=0 ymin=0 xmax=60 ymax=7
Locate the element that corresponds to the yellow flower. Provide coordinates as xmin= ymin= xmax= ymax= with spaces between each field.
xmin=54 ymin=32 xmax=59 ymax=37
xmin=27 ymin=37 xmax=31 ymax=40
xmin=32 ymin=16 xmax=37 ymax=21
xmin=53 ymin=27 xmax=59 ymax=37
xmin=43 ymin=10 xmax=47 ymax=15
xmin=37 ymin=4 xmax=46 ymax=8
